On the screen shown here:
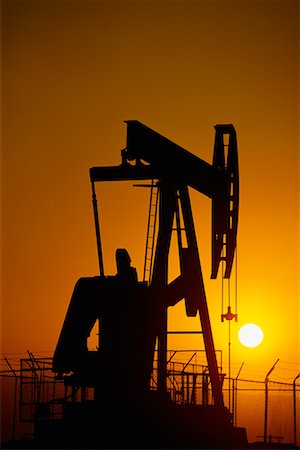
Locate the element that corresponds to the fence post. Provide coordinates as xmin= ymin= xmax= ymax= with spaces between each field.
xmin=4 ymin=357 xmax=18 ymax=442
xmin=293 ymin=373 xmax=300 ymax=447
xmin=233 ymin=362 xmax=244 ymax=427
xmin=264 ymin=359 xmax=279 ymax=444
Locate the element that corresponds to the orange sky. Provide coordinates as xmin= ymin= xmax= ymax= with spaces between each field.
xmin=1 ymin=0 xmax=299 ymax=390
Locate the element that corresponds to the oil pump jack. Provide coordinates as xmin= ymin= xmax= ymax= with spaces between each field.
xmin=49 ymin=121 xmax=247 ymax=449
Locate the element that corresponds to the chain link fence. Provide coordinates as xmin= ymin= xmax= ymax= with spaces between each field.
xmin=1 ymin=353 xmax=299 ymax=447
xmin=221 ymin=377 xmax=300 ymax=446
xmin=1 ymin=372 xmax=33 ymax=444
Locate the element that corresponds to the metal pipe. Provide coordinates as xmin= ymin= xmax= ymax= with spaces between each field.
xmin=151 ymin=183 xmax=176 ymax=393
xmin=182 ymin=353 xmax=197 ymax=372
xmin=264 ymin=359 xmax=279 ymax=444
xmin=91 ymin=181 xmax=104 ymax=277
xmin=234 ymin=362 xmax=244 ymax=426
xmin=4 ymin=357 xmax=17 ymax=442
xmin=179 ymin=185 xmax=224 ymax=406
xmin=293 ymin=372 xmax=300 ymax=447
xmin=166 ymin=351 xmax=177 ymax=365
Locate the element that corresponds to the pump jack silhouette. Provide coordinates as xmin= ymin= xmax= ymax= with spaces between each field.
xmin=47 ymin=121 xmax=247 ymax=448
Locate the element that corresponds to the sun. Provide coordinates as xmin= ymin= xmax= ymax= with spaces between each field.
xmin=238 ymin=323 xmax=264 ymax=348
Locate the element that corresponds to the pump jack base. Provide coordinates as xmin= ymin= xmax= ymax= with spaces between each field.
xmin=34 ymin=391 xmax=248 ymax=449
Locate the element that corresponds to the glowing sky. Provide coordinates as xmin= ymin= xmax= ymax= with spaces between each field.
xmin=1 ymin=0 xmax=299 ymax=388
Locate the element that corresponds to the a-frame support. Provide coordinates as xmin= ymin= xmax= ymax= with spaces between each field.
xmin=151 ymin=182 xmax=224 ymax=407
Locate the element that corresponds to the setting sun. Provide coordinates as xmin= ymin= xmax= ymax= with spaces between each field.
xmin=238 ymin=324 xmax=264 ymax=348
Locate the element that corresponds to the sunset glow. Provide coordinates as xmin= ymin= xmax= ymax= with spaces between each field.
xmin=1 ymin=0 xmax=299 ymax=447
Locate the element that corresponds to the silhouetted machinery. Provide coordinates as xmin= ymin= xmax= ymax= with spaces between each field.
xmin=48 ymin=121 xmax=247 ymax=448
